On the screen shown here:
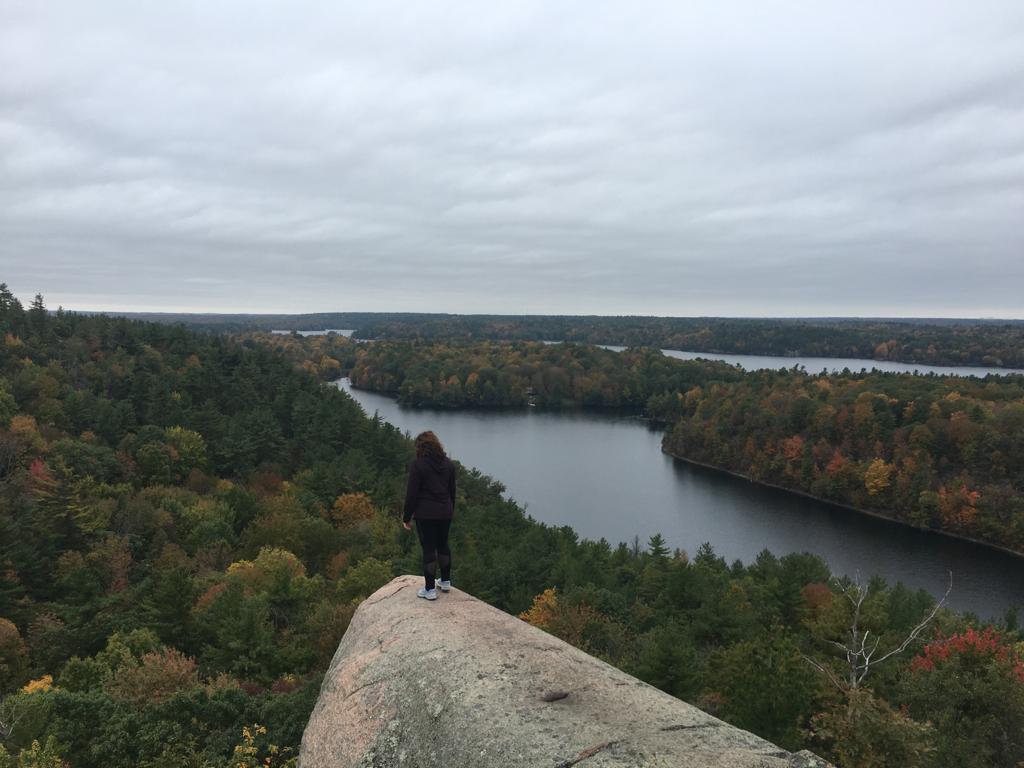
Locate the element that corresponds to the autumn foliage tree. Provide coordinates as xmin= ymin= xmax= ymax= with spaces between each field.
xmin=901 ymin=627 xmax=1024 ymax=767
xmin=329 ymin=493 xmax=375 ymax=529
xmin=665 ymin=370 xmax=1024 ymax=552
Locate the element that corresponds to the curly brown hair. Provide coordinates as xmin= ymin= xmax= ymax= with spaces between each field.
xmin=414 ymin=431 xmax=446 ymax=460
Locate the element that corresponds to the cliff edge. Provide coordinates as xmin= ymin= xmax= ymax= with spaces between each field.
xmin=299 ymin=575 xmax=829 ymax=767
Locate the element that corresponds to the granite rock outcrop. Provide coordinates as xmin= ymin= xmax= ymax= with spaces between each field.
xmin=299 ymin=575 xmax=829 ymax=767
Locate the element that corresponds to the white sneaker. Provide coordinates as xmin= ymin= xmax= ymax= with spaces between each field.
xmin=438 ymin=579 xmax=452 ymax=592
xmin=417 ymin=587 xmax=437 ymax=601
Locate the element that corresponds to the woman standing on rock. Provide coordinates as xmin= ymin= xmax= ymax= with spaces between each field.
xmin=402 ymin=431 xmax=456 ymax=600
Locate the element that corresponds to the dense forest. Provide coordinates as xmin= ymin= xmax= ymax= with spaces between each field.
xmin=120 ymin=312 xmax=1024 ymax=369
xmin=234 ymin=332 xmax=357 ymax=384
xmin=663 ymin=370 xmax=1024 ymax=554
xmin=348 ymin=339 xmax=745 ymax=410
xmin=2 ymin=288 xmax=1023 ymax=767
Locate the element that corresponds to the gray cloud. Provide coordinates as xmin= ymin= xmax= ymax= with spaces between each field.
xmin=1 ymin=1 xmax=1023 ymax=316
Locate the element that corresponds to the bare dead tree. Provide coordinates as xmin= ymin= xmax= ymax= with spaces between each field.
xmin=803 ymin=571 xmax=952 ymax=691
xmin=0 ymin=694 xmax=26 ymax=741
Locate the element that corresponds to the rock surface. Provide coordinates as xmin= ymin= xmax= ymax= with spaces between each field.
xmin=299 ymin=575 xmax=830 ymax=767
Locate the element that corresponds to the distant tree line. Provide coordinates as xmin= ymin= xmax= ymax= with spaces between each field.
xmin=349 ymin=315 xmax=1024 ymax=369
xmin=115 ymin=312 xmax=1024 ymax=369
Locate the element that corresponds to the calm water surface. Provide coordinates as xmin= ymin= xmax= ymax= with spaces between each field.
xmin=338 ymin=379 xmax=1024 ymax=619
xmin=271 ymin=329 xmax=355 ymax=337
xmin=597 ymin=346 xmax=1024 ymax=377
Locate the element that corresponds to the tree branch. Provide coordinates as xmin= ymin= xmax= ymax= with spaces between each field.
xmin=808 ymin=570 xmax=952 ymax=691
xmin=871 ymin=571 xmax=952 ymax=668
xmin=801 ymin=652 xmax=844 ymax=691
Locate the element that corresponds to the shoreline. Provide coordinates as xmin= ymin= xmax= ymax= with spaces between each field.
xmin=662 ymin=446 xmax=1024 ymax=563
xmin=345 ymin=380 xmax=652 ymax=417
xmin=345 ymin=339 xmax=1024 ymax=375
xmin=654 ymin=346 xmax=1024 ymax=374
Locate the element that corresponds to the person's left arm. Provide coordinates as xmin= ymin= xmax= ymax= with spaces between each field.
xmin=448 ymin=462 xmax=457 ymax=514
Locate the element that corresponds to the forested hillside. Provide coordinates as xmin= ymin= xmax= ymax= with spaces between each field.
xmin=664 ymin=370 xmax=1024 ymax=553
xmin=348 ymin=339 xmax=744 ymax=409
xmin=2 ymin=288 xmax=1023 ymax=767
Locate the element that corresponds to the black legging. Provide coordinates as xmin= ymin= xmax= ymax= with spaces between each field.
xmin=415 ymin=518 xmax=451 ymax=590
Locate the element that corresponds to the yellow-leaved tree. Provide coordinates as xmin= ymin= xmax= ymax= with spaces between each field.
xmin=863 ymin=458 xmax=893 ymax=496
xmin=330 ymin=493 xmax=375 ymax=529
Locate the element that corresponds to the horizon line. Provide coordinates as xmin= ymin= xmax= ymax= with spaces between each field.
xmin=55 ymin=307 xmax=1024 ymax=323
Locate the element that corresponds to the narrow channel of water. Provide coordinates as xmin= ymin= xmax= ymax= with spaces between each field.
xmin=270 ymin=329 xmax=355 ymax=337
xmin=337 ymin=378 xmax=1024 ymax=619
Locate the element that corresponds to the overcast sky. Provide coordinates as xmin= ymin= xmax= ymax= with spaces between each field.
xmin=1 ymin=2 xmax=1022 ymax=317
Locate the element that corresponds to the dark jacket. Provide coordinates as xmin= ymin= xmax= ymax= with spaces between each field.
xmin=403 ymin=455 xmax=456 ymax=522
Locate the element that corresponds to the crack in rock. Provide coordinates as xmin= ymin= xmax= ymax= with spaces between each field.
xmin=364 ymin=583 xmax=410 ymax=606
xmin=342 ymin=677 xmax=386 ymax=701
xmin=554 ymin=740 xmax=620 ymax=768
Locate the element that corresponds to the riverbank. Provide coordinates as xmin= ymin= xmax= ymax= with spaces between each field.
xmin=661 ymin=445 xmax=1024 ymax=564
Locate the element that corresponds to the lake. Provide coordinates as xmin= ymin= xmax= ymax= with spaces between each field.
xmin=271 ymin=329 xmax=355 ymax=337
xmin=597 ymin=346 xmax=1024 ymax=377
xmin=337 ymin=378 xmax=1024 ymax=619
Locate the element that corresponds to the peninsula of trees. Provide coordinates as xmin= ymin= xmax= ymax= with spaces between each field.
xmin=348 ymin=339 xmax=744 ymax=409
